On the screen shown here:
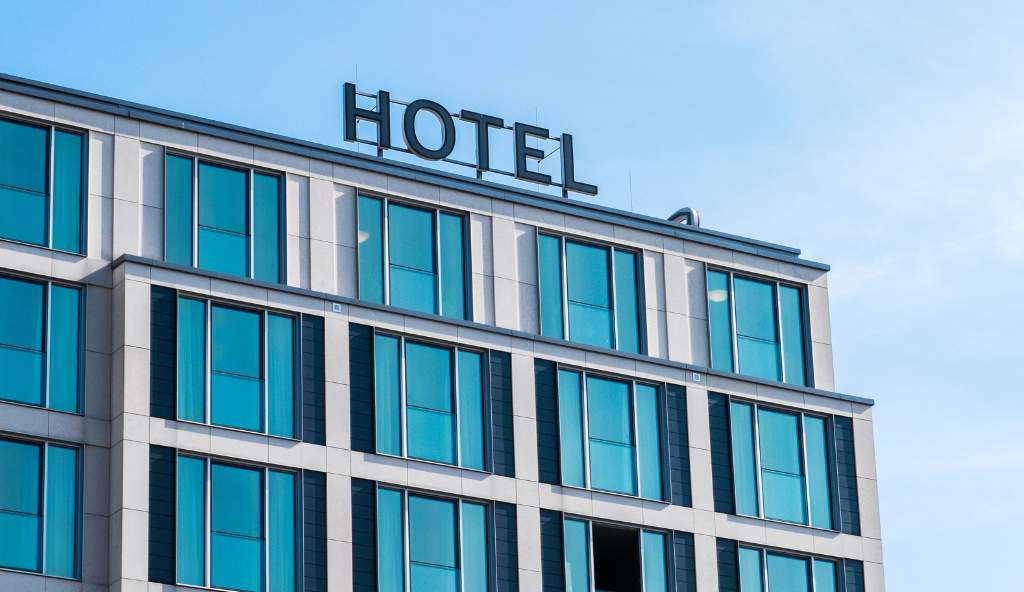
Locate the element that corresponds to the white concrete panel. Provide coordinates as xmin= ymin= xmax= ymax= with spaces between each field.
xmin=113 ymin=136 xmax=140 ymax=203
xmin=310 ymin=238 xmax=337 ymax=294
xmin=513 ymin=415 xmax=538 ymax=481
xmin=286 ymin=173 xmax=310 ymax=238
xmin=88 ymin=131 xmax=114 ymax=198
xmin=309 ymin=178 xmax=337 ymax=243
xmin=139 ymin=205 xmax=163 ymax=260
xmin=470 ymin=213 xmax=492 ymax=276
xmin=491 ymin=217 xmax=517 ymax=280
xmin=112 ymin=199 xmax=139 ymax=258
xmin=643 ymin=250 xmax=665 ymax=312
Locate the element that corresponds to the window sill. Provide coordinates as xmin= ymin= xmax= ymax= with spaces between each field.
xmin=0 ymin=397 xmax=82 ymax=417
xmin=0 ymin=566 xmax=79 ymax=582
xmin=372 ymin=450 xmax=493 ymax=477
xmin=734 ymin=512 xmax=840 ymax=535
xmin=0 ymin=236 xmax=85 ymax=258
xmin=174 ymin=417 xmax=302 ymax=443
xmin=553 ymin=482 xmax=671 ymax=506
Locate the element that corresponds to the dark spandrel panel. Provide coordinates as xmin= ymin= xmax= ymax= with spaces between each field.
xmin=534 ymin=358 xmax=561 ymax=485
xmin=351 ymin=478 xmax=377 ymax=592
xmin=349 ymin=323 xmax=375 ymax=453
xmin=833 ymin=416 xmax=861 ymax=536
xmin=302 ymin=315 xmax=326 ymax=445
xmin=843 ymin=559 xmax=865 ymax=592
xmin=539 ymin=509 xmax=564 ymax=592
xmin=150 ymin=286 xmax=177 ymax=420
xmin=490 ymin=350 xmax=516 ymax=477
xmin=708 ymin=392 xmax=736 ymax=514
xmin=303 ymin=471 xmax=327 ymax=592
xmin=671 ymin=531 xmax=697 ymax=592
xmin=666 ymin=384 xmax=692 ymax=507
xmin=716 ymin=538 xmax=740 ymax=592
xmin=493 ymin=502 xmax=519 ymax=592
xmin=148 ymin=445 xmax=176 ymax=584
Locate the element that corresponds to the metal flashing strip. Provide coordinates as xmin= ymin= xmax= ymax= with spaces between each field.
xmin=114 ymin=255 xmax=871 ymax=406
xmin=0 ymin=72 xmax=830 ymax=270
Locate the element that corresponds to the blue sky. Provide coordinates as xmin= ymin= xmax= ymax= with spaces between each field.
xmin=3 ymin=1 xmax=1021 ymax=588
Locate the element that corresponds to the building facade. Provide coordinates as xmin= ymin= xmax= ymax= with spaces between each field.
xmin=0 ymin=74 xmax=883 ymax=592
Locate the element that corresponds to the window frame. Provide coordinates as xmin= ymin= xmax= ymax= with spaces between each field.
xmin=550 ymin=362 xmax=669 ymax=502
xmin=174 ymin=452 xmax=303 ymax=592
xmin=163 ymin=150 xmax=287 ymax=283
xmin=369 ymin=327 xmax=493 ymax=472
xmin=536 ymin=231 xmax=647 ymax=353
xmin=723 ymin=394 xmax=840 ymax=531
xmin=735 ymin=543 xmax=842 ymax=592
xmin=355 ymin=191 xmax=473 ymax=319
xmin=173 ymin=290 xmax=303 ymax=440
xmin=0 ymin=271 xmax=86 ymax=415
xmin=559 ymin=513 xmax=672 ymax=592
xmin=0 ymin=433 xmax=83 ymax=580
xmin=0 ymin=112 xmax=88 ymax=256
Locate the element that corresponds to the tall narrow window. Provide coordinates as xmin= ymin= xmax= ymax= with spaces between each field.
xmin=0 ymin=275 xmax=81 ymax=413
xmin=736 ymin=546 xmax=840 ymax=592
xmin=537 ymin=233 xmax=643 ymax=353
xmin=175 ymin=296 xmax=298 ymax=438
xmin=372 ymin=332 xmax=486 ymax=470
xmin=0 ymin=117 xmax=85 ymax=253
xmin=357 ymin=195 xmax=469 ymax=319
xmin=164 ymin=154 xmax=284 ymax=282
xmin=558 ymin=515 xmax=669 ymax=592
xmin=555 ymin=369 xmax=663 ymax=499
xmin=0 ymin=438 xmax=79 ymax=578
xmin=707 ymin=269 xmax=809 ymax=386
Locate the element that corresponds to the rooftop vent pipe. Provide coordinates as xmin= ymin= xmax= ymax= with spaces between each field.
xmin=668 ymin=207 xmax=700 ymax=227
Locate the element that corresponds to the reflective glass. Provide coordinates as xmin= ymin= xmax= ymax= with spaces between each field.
xmin=462 ymin=502 xmax=489 ymax=592
xmin=779 ymin=285 xmax=807 ymax=386
xmin=737 ymin=337 xmax=781 ymax=382
xmin=635 ymin=384 xmax=663 ymax=500
xmin=52 ymin=131 xmax=83 ymax=253
xmin=557 ymin=369 xmax=585 ymax=488
xmin=48 ymin=285 xmax=81 ymax=413
xmin=176 ymin=456 xmax=205 ymax=585
xmin=804 ymin=416 xmax=833 ymax=529
xmin=199 ymin=227 xmax=248 ymax=277
xmin=374 ymin=335 xmax=402 ymax=455
xmin=613 ymin=249 xmax=641 ymax=353
xmin=211 ymin=306 xmax=262 ymax=432
xmin=357 ymin=195 xmax=385 ymax=304
xmin=388 ymin=203 xmax=436 ymax=314
xmin=211 ymin=463 xmax=263 ymax=592
xmin=198 ymin=162 xmax=248 ymax=277
xmin=409 ymin=495 xmax=457 ymax=592
xmin=45 ymin=445 xmax=79 ymax=577
xmin=738 ymin=547 xmax=764 ymax=592
xmin=707 ymin=271 xmax=734 ymax=372
xmin=0 ymin=277 xmax=45 ymax=406
xmin=566 ymin=240 xmax=612 ymax=348
xmin=0 ymin=186 xmax=46 ymax=245
xmin=734 ymin=277 xmax=779 ymax=381
xmin=563 ymin=518 xmax=590 ymax=592
xmin=406 ymin=342 xmax=454 ymax=464
xmin=537 ymin=234 xmax=565 ymax=339
xmin=0 ymin=438 xmax=41 ymax=572
xmin=439 ymin=212 xmax=466 ymax=319
xmin=457 ymin=350 xmax=485 ymax=470
xmin=0 ymin=118 xmax=47 ymax=192
xmin=177 ymin=298 xmax=206 ymax=422
xmin=267 ymin=314 xmax=295 ymax=438
xmin=641 ymin=531 xmax=668 ymax=592
xmin=376 ymin=488 xmax=405 ymax=592
xmin=164 ymin=155 xmax=194 ymax=266
xmin=253 ymin=173 xmax=281 ymax=283
xmin=268 ymin=470 xmax=296 ymax=592
xmin=587 ymin=376 xmax=635 ymax=495
xmin=729 ymin=401 xmax=759 ymax=516
xmin=758 ymin=409 xmax=806 ymax=524
xmin=766 ymin=553 xmax=809 ymax=592
xmin=812 ymin=559 xmax=838 ymax=592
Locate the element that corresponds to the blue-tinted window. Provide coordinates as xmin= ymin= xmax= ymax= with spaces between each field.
xmin=253 ymin=173 xmax=282 ymax=283
xmin=409 ymin=495 xmax=458 ymax=592
xmin=566 ymin=240 xmax=613 ymax=348
xmin=374 ymin=335 xmax=402 ymax=456
xmin=560 ymin=516 xmax=669 ymax=592
xmin=267 ymin=470 xmax=296 ymax=592
xmin=48 ymin=285 xmax=81 ymax=413
xmin=538 ymin=233 xmax=565 ymax=339
xmin=758 ymin=408 xmax=806 ymax=524
xmin=376 ymin=488 xmax=405 ymax=592
xmin=177 ymin=298 xmax=207 ymax=422
xmin=730 ymin=401 xmax=760 ymax=517
xmin=44 ymin=445 xmax=79 ymax=578
xmin=267 ymin=314 xmax=296 ymax=438
xmin=0 ymin=118 xmax=84 ymax=253
xmin=613 ymin=249 xmax=641 ymax=354
xmin=779 ymin=286 xmax=807 ymax=386
xmin=804 ymin=416 xmax=833 ymax=529
xmin=738 ymin=547 xmax=765 ymax=592
xmin=439 ymin=213 xmax=466 ymax=319
xmin=813 ymin=559 xmax=838 ymax=592
xmin=641 ymin=530 xmax=668 ymax=592
xmin=357 ymin=195 xmax=385 ymax=304
xmin=740 ymin=548 xmax=830 ymax=592
xmin=766 ymin=552 xmax=810 ymax=592
xmin=457 ymin=350 xmax=486 ymax=471
xmin=557 ymin=370 xmax=585 ymax=488
xmin=461 ymin=501 xmax=489 ymax=592
xmin=177 ymin=456 xmax=206 ymax=585
xmin=165 ymin=155 xmax=194 ymax=266
xmin=635 ymin=384 xmax=664 ymax=500
xmin=199 ymin=162 xmax=249 ymax=277
xmin=707 ymin=270 xmax=734 ymax=372
xmin=211 ymin=305 xmax=263 ymax=432
xmin=405 ymin=341 xmax=454 ymax=464
xmin=587 ymin=376 xmax=636 ymax=495
xmin=563 ymin=519 xmax=591 ymax=592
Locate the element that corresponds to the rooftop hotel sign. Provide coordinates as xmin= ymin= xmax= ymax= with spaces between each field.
xmin=343 ymin=83 xmax=598 ymax=197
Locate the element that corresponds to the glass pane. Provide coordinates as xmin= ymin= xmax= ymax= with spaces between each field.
xmin=211 ymin=306 xmax=262 ymax=432
xmin=410 ymin=564 xmax=458 ymax=592
xmin=199 ymin=162 xmax=247 ymax=234
xmin=729 ymin=401 xmax=759 ymax=516
xmin=199 ymin=227 xmax=249 ymax=277
xmin=374 ymin=335 xmax=401 ymax=456
xmin=812 ymin=559 xmax=838 ymax=592
xmin=735 ymin=277 xmax=779 ymax=380
xmin=563 ymin=518 xmax=590 ymax=592
xmin=52 ymin=130 xmax=83 ymax=253
xmin=457 ymin=350 xmax=485 ymax=470
xmin=44 ymin=445 xmax=78 ymax=577
xmin=758 ymin=409 xmax=807 ymax=524
xmin=765 ymin=553 xmax=810 ymax=592
xmin=165 ymin=155 xmax=194 ymax=266
xmin=568 ymin=301 xmax=614 ymax=348
xmin=48 ymin=285 xmax=81 ymax=413
xmin=0 ymin=438 xmax=41 ymax=572
xmin=641 ymin=531 xmax=668 ymax=592
xmin=406 ymin=341 xmax=455 ymax=464
xmin=0 ymin=185 xmax=46 ymax=245
xmin=267 ymin=314 xmax=295 ymax=438
xmin=0 ymin=276 xmax=45 ymax=406
xmin=738 ymin=547 xmax=765 ymax=592
xmin=737 ymin=336 xmax=781 ymax=382
xmin=613 ymin=249 xmax=641 ymax=353
xmin=357 ymin=195 xmax=384 ymax=304
xmin=376 ymin=488 xmax=405 ymax=592
xmin=407 ymin=408 xmax=455 ymax=465
xmin=707 ymin=270 xmax=734 ymax=372
xmin=537 ymin=233 xmax=565 ymax=338
xmin=779 ymin=286 xmax=807 ymax=386
xmin=176 ymin=455 xmax=205 ymax=585
xmin=557 ymin=369 xmax=585 ymax=488
xmin=389 ymin=266 xmax=437 ymax=314
xmin=253 ymin=173 xmax=281 ymax=283
xmin=177 ymin=298 xmax=206 ymax=422
xmin=462 ymin=502 xmax=489 ymax=592
xmin=804 ymin=416 xmax=833 ymax=529
xmin=0 ymin=118 xmax=47 ymax=192
xmin=586 ymin=377 xmax=631 ymax=444
xmin=409 ymin=495 xmax=456 ymax=568
xmin=636 ymin=384 xmax=663 ymax=500
xmin=268 ymin=470 xmax=296 ymax=592
xmin=589 ymin=440 xmax=637 ymax=495
xmin=566 ymin=240 xmax=613 ymax=347
xmin=0 ymin=347 xmax=44 ymax=406
xmin=439 ymin=212 xmax=466 ymax=319
xmin=211 ymin=463 xmax=263 ymax=592
xmin=389 ymin=203 xmax=437 ymax=314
